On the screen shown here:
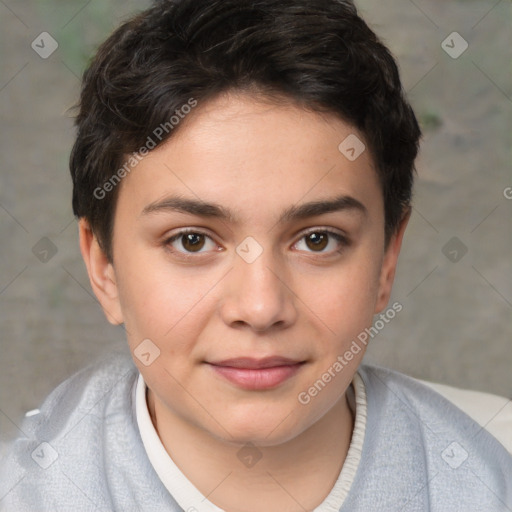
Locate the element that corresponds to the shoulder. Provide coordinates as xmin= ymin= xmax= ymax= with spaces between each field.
xmin=0 ymin=352 xmax=140 ymax=510
xmin=358 ymin=364 xmax=512 ymax=453
xmin=419 ymin=378 xmax=512 ymax=454
xmin=23 ymin=351 xmax=138 ymax=436
xmin=345 ymin=364 xmax=512 ymax=510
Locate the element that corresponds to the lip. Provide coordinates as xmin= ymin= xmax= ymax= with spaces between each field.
xmin=206 ymin=357 xmax=305 ymax=390
xmin=209 ymin=356 xmax=303 ymax=369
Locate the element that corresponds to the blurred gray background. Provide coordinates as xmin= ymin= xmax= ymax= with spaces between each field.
xmin=0 ymin=0 xmax=511 ymax=445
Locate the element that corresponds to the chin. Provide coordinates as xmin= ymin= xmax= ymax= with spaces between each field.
xmin=207 ymin=412 xmax=309 ymax=448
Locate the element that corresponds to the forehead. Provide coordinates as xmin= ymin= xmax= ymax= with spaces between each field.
xmin=116 ymin=91 xmax=382 ymax=223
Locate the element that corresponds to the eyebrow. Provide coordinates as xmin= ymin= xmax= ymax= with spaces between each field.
xmin=140 ymin=194 xmax=367 ymax=224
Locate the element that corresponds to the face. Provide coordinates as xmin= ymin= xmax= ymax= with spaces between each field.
xmin=81 ymin=92 xmax=406 ymax=447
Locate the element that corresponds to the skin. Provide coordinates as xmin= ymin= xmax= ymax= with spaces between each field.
xmin=79 ymin=91 xmax=409 ymax=512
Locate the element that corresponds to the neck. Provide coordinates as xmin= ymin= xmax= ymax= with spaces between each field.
xmin=147 ymin=388 xmax=355 ymax=512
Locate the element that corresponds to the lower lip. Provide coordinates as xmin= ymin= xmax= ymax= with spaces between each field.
xmin=208 ymin=363 xmax=304 ymax=390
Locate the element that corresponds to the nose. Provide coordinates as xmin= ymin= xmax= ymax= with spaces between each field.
xmin=220 ymin=244 xmax=298 ymax=332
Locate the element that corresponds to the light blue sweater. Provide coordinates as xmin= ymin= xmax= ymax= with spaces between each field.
xmin=1 ymin=353 xmax=511 ymax=511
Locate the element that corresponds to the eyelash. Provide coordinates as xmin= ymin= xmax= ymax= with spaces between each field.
xmin=163 ymin=227 xmax=349 ymax=260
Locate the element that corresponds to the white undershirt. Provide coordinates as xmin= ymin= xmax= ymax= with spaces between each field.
xmin=134 ymin=371 xmax=512 ymax=512
xmin=134 ymin=373 xmax=367 ymax=512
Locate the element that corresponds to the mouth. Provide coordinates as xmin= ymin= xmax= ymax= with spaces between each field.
xmin=208 ymin=356 xmax=304 ymax=369
xmin=206 ymin=357 xmax=306 ymax=390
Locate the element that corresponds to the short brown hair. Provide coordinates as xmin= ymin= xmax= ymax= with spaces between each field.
xmin=70 ymin=0 xmax=421 ymax=261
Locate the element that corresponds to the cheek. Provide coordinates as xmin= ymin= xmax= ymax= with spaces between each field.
xmin=306 ymin=252 xmax=382 ymax=342
xmin=114 ymin=249 xmax=216 ymax=347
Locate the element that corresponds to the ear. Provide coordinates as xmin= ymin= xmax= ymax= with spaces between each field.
xmin=78 ymin=218 xmax=124 ymax=325
xmin=374 ymin=208 xmax=410 ymax=313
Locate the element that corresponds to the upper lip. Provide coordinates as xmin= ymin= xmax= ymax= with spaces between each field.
xmin=208 ymin=357 xmax=304 ymax=369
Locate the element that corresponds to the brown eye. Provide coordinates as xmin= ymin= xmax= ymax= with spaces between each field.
xmin=305 ymin=232 xmax=329 ymax=251
xmin=294 ymin=229 xmax=348 ymax=255
xmin=181 ymin=233 xmax=206 ymax=252
xmin=165 ymin=230 xmax=217 ymax=256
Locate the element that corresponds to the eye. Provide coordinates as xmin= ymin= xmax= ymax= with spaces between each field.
xmin=294 ymin=229 xmax=348 ymax=254
xmin=164 ymin=227 xmax=349 ymax=259
xmin=165 ymin=229 xmax=218 ymax=255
